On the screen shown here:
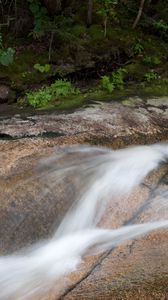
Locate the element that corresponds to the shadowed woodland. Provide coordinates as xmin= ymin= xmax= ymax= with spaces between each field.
xmin=0 ymin=0 xmax=168 ymax=109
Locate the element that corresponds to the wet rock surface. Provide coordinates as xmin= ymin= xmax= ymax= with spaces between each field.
xmin=0 ymin=96 xmax=168 ymax=299
xmin=0 ymin=96 xmax=167 ymax=142
xmin=61 ymin=167 xmax=168 ymax=300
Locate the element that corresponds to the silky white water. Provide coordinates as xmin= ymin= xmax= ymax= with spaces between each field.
xmin=0 ymin=143 xmax=168 ymax=299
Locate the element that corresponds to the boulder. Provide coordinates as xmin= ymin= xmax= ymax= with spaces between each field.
xmin=0 ymin=84 xmax=15 ymax=104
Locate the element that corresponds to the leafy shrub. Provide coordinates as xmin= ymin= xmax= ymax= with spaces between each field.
xmin=27 ymin=89 xmax=52 ymax=107
xmin=101 ymin=68 xmax=127 ymax=92
xmin=144 ymin=71 xmax=159 ymax=82
xmin=50 ymin=80 xmax=78 ymax=97
xmin=101 ymin=75 xmax=114 ymax=92
xmin=111 ymin=68 xmax=127 ymax=90
xmin=28 ymin=0 xmax=50 ymax=38
xmin=0 ymin=33 xmax=15 ymax=66
xmin=153 ymin=20 xmax=168 ymax=40
xmin=133 ymin=40 xmax=144 ymax=55
xmin=154 ymin=20 xmax=168 ymax=31
xmin=0 ymin=47 xmax=15 ymax=66
xmin=27 ymin=79 xmax=80 ymax=108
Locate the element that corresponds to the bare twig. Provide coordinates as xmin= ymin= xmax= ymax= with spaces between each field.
xmin=48 ymin=30 xmax=54 ymax=62
xmin=132 ymin=0 xmax=146 ymax=29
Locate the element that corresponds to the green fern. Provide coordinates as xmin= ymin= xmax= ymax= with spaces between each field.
xmin=27 ymin=79 xmax=80 ymax=108
xmin=101 ymin=75 xmax=114 ymax=93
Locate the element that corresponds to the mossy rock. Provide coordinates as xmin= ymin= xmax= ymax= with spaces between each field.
xmin=0 ymin=50 xmax=51 ymax=90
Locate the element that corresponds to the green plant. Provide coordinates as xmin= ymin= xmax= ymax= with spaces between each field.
xmin=153 ymin=19 xmax=168 ymax=40
xmin=21 ymin=71 xmax=30 ymax=78
xmin=26 ymin=79 xmax=80 ymax=108
xmin=0 ymin=33 xmax=15 ymax=66
xmin=143 ymin=56 xmax=161 ymax=66
xmin=133 ymin=40 xmax=144 ymax=55
xmin=27 ymin=88 xmax=52 ymax=107
xmin=28 ymin=0 xmax=50 ymax=38
xmin=96 ymin=0 xmax=118 ymax=37
xmin=111 ymin=68 xmax=127 ymax=90
xmin=101 ymin=75 xmax=114 ymax=92
xmin=154 ymin=20 xmax=168 ymax=31
xmin=144 ymin=71 xmax=159 ymax=82
xmin=101 ymin=68 xmax=127 ymax=92
xmin=34 ymin=63 xmax=51 ymax=73
xmin=50 ymin=80 xmax=79 ymax=97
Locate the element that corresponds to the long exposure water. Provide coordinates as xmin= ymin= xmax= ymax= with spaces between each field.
xmin=0 ymin=143 xmax=168 ymax=299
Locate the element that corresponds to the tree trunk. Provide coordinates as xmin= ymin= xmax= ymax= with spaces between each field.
xmin=87 ymin=0 xmax=93 ymax=26
xmin=132 ymin=0 xmax=146 ymax=29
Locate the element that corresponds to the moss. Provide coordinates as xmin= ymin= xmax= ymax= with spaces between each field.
xmin=85 ymin=89 xmax=114 ymax=103
xmin=113 ymin=81 xmax=168 ymax=99
xmin=141 ymin=80 xmax=168 ymax=96
xmin=19 ymin=87 xmax=118 ymax=111
xmin=26 ymin=88 xmax=112 ymax=111
xmin=122 ymin=98 xmax=142 ymax=107
xmin=88 ymin=80 xmax=168 ymax=103
xmin=54 ymin=94 xmax=85 ymax=110
xmin=0 ymin=50 xmax=51 ymax=90
xmin=16 ymin=77 xmax=168 ymax=113
xmin=35 ymin=93 xmax=86 ymax=111
xmin=125 ymin=62 xmax=149 ymax=81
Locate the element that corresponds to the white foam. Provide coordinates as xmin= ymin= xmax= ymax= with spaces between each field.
xmin=0 ymin=143 xmax=167 ymax=299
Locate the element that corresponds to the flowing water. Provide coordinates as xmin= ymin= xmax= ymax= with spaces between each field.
xmin=0 ymin=143 xmax=168 ymax=299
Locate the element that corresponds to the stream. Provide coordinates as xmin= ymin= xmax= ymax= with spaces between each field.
xmin=0 ymin=95 xmax=167 ymax=299
xmin=0 ymin=143 xmax=168 ymax=299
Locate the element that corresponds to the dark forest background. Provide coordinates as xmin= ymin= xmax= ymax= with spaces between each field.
xmin=0 ymin=1 xmax=168 ymax=109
